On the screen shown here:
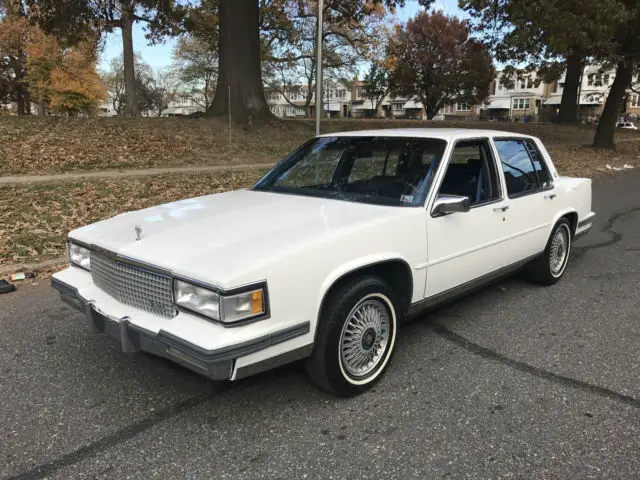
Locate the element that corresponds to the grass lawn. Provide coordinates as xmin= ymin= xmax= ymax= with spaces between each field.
xmin=0 ymin=169 xmax=267 ymax=266
xmin=2 ymin=116 xmax=639 ymax=175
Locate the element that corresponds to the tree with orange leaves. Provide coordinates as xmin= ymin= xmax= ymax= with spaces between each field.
xmin=1 ymin=0 xmax=105 ymax=115
xmin=26 ymin=29 xmax=106 ymax=115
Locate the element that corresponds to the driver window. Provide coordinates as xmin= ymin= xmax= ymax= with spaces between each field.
xmin=438 ymin=139 xmax=500 ymax=206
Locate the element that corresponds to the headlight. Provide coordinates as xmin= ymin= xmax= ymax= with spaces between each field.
xmin=68 ymin=242 xmax=91 ymax=270
xmin=174 ymin=280 xmax=220 ymax=320
xmin=174 ymin=279 xmax=266 ymax=324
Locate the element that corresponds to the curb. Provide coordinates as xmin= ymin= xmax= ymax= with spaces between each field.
xmin=0 ymin=257 xmax=67 ymax=277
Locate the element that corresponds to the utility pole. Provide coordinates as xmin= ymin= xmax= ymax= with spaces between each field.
xmin=315 ymin=0 xmax=324 ymax=136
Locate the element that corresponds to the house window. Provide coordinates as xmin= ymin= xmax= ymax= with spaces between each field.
xmin=520 ymin=78 xmax=526 ymax=89
xmin=498 ymin=84 xmax=502 ymax=91
xmin=632 ymin=95 xmax=639 ymax=108
xmin=512 ymin=98 xmax=530 ymax=110
xmin=456 ymin=102 xmax=471 ymax=111
xmin=392 ymin=101 xmax=404 ymax=110
xmin=587 ymin=74 xmax=595 ymax=87
xmin=552 ymin=81 xmax=558 ymax=93
xmin=526 ymin=76 xmax=533 ymax=89
xmin=603 ymin=74 xmax=610 ymax=85
xmin=443 ymin=104 xmax=455 ymax=114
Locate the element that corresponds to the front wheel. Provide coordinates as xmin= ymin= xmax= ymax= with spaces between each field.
xmin=306 ymin=276 xmax=398 ymax=397
xmin=525 ymin=218 xmax=572 ymax=285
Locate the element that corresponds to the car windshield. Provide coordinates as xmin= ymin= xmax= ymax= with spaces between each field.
xmin=253 ymin=136 xmax=447 ymax=207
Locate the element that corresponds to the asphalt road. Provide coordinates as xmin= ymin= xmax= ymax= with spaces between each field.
xmin=2 ymin=171 xmax=639 ymax=480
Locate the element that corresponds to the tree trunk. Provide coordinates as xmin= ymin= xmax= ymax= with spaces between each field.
xmin=424 ymin=102 xmax=437 ymax=120
xmin=14 ymin=64 xmax=27 ymax=115
xmin=557 ymin=54 xmax=583 ymax=124
xmin=22 ymin=88 xmax=31 ymax=115
xmin=16 ymin=92 xmax=25 ymax=116
xmin=210 ymin=0 xmax=272 ymax=124
xmin=120 ymin=3 xmax=139 ymax=117
xmin=38 ymin=95 xmax=46 ymax=116
xmin=593 ymin=61 xmax=633 ymax=149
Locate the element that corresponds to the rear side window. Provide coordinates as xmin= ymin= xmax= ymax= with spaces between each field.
xmin=494 ymin=139 xmax=551 ymax=197
xmin=523 ymin=140 xmax=552 ymax=188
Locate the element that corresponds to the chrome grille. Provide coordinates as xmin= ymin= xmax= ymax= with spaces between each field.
xmin=90 ymin=252 xmax=175 ymax=318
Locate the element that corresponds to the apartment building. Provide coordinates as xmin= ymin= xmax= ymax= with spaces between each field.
xmin=481 ymin=71 xmax=548 ymax=120
xmin=266 ymin=82 xmax=351 ymax=119
xmin=542 ymin=65 xmax=612 ymax=121
xmin=95 ymin=63 xmax=639 ymax=122
xmin=161 ymin=94 xmax=205 ymax=117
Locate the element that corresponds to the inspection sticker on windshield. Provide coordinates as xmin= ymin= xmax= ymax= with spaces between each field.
xmin=400 ymin=194 xmax=414 ymax=204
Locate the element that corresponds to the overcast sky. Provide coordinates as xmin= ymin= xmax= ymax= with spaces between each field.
xmin=98 ymin=0 xmax=465 ymax=72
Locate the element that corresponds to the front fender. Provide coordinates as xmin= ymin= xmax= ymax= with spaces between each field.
xmin=314 ymin=252 xmax=413 ymax=328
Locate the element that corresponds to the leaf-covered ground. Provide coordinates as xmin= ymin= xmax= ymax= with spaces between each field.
xmin=0 ymin=169 xmax=267 ymax=266
xmin=0 ymin=117 xmax=305 ymax=175
xmin=2 ymin=116 xmax=639 ymax=175
xmin=549 ymin=142 xmax=640 ymax=177
xmin=1 ymin=116 xmax=639 ymax=267
xmin=2 ymin=146 xmax=638 ymax=267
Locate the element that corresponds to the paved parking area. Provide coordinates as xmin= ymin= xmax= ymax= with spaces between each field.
xmin=1 ymin=172 xmax=639 ymax=480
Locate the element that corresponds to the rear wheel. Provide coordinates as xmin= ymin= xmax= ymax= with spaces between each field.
xmin=525 ymin=218 xmax=572 ymax=285
xmin=306 ymin=276 xmax=398 ymax=397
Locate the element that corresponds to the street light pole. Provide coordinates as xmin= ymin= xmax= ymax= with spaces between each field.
xmin=315 ymin=0 xmax=324 ymax=136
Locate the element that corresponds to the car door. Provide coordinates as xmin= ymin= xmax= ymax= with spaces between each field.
xmin=491 ymin=137 xmax=556 ymax=262
xmin=424 ymin=138 xmax=512 ymax=298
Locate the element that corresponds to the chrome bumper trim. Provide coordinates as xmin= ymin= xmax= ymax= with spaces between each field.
xmin=51 ymin=277 xmax=310 ymax=381
xmin=577 ymin=212 xmax=596 ymax=229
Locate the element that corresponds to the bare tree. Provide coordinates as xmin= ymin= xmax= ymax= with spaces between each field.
xmin=171 ymin=35 xmax=217 ymax=111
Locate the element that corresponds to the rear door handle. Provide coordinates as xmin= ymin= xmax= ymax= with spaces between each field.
xmin=544 ymin=193 xmax=557 ymax=200
xmin=493 ymin=206 xmax=509 ymax=213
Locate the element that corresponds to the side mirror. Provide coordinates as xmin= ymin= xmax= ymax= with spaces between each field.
xmin=432 ymin=195 xmax=471 ymax=217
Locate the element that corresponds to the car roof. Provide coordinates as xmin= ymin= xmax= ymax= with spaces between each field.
xmin=319 ymin=128 xmax=537 ymax=141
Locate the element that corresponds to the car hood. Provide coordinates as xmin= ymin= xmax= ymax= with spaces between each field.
xmin=71 ymin=189 xmax=409 ymax=286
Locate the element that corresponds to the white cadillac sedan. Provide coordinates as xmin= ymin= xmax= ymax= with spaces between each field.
xmin=52 ymin=129 xmax=595 ymax=396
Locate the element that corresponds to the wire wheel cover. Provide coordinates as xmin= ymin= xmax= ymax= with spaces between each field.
xmin=340 ymin=298 xmax=391 ymax=378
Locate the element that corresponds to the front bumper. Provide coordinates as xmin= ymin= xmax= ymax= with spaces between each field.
xmin=51 ymin=275 xmax=310 ymax=381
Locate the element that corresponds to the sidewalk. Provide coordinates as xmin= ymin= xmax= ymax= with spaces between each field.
xmin=0 ymin=163 xmax=274 ymax=185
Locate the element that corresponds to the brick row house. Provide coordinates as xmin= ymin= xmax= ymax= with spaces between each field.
xmin=480 ymin=71 xmax=549 ymax=121
xmin=266 ymin=80 xmax=478 ymax=120
xmin=90 ymin=64 xmax=640 ymax=122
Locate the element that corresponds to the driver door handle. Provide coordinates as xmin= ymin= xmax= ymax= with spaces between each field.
xmin=493 ymin=206 xmax=509 ymax=213
xmin=544 ymin=193 xmax=557 ymax=200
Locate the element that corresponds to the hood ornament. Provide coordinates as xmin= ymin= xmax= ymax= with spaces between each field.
xmin=135 ymin=224 xmax=143 ymax=241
